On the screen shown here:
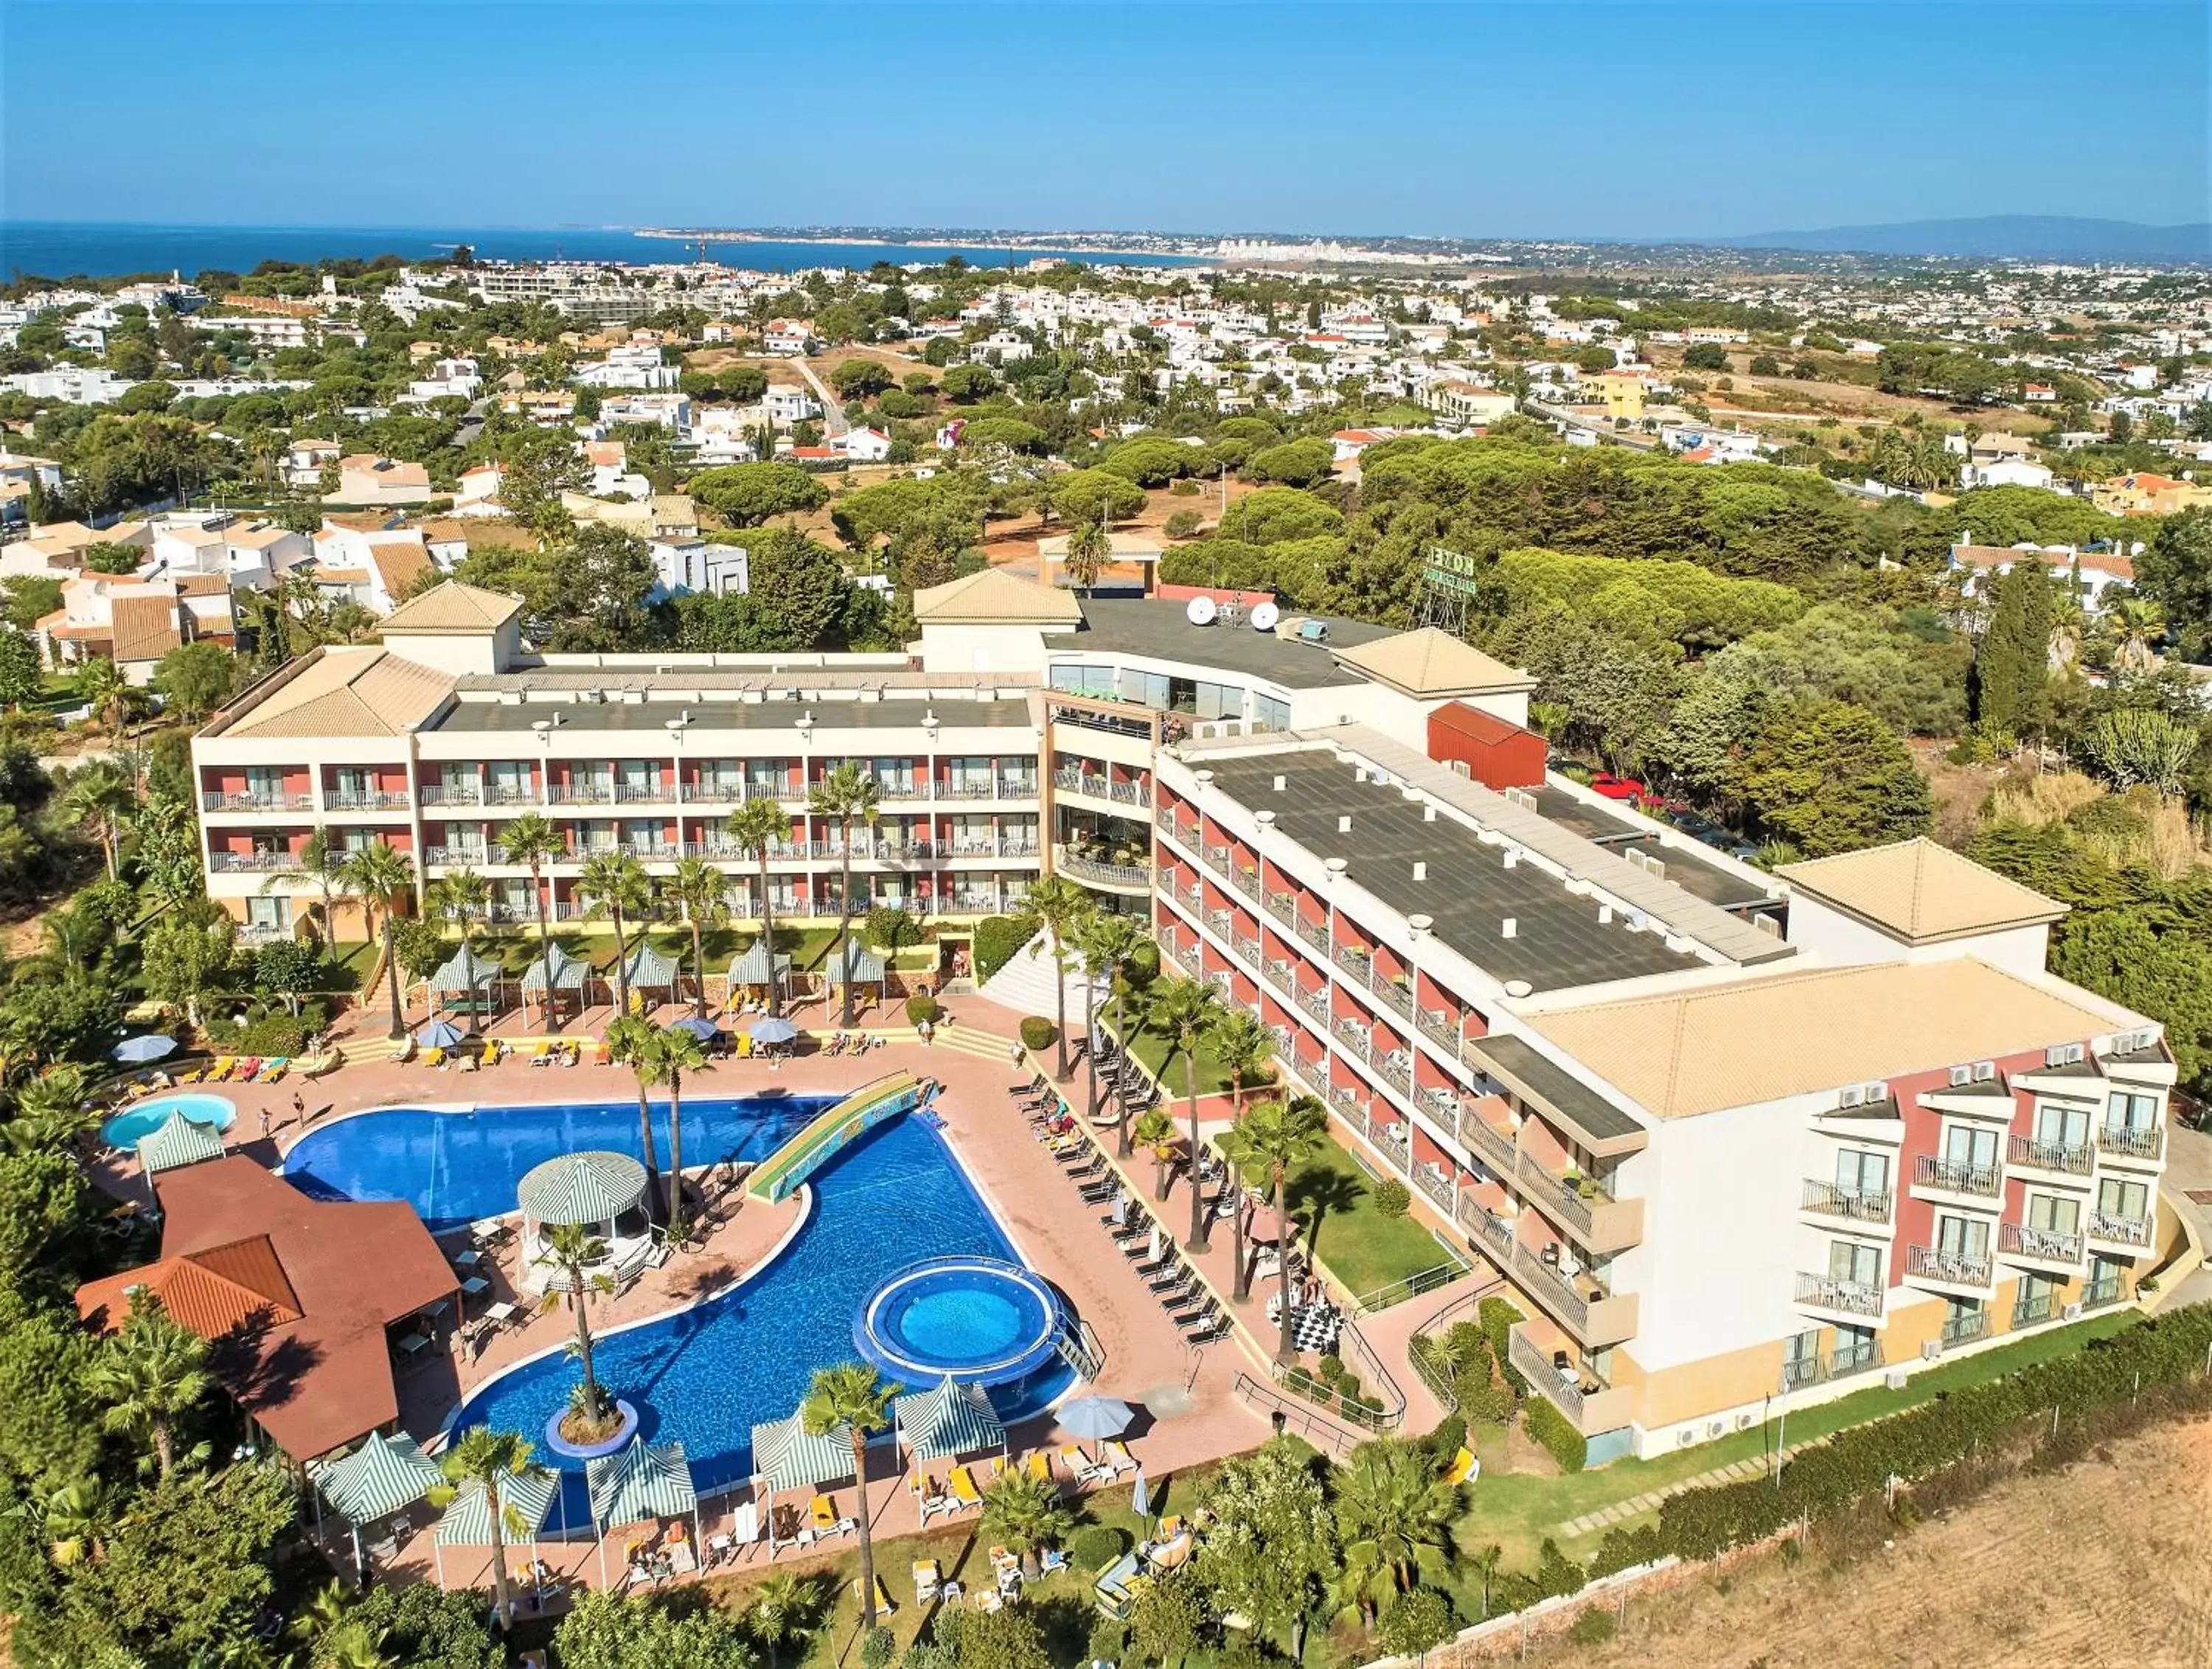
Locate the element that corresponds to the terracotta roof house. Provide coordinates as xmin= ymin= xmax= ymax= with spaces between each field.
xmin=76 ymin=1158 xmax=456 ymax=1463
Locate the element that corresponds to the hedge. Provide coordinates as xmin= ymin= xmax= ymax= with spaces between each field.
xmin=1523 ymin=1394 xmax=1587 ymax=1473
xmin=1644 ymin=1303 xmax=2212 ymax=1562
xmin=1019 ymin=1016 xmax=1060 ymax=1052
xmin=1480 ymin=1295 xmax=1530 ymax=1396
xmin=905 ymin=994 xmax=943 ymax=1026
xmin=973 ymin=913 xmax=1037 ymax=983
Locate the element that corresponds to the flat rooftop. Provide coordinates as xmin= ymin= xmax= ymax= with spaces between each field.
xmin=1047 ymin=599 xmax=1388 ymax=691
xmin=1528 ymin=789 xmax=1773 ymax=911
xmin=429 ymin=695 xmax=1037 ymax=738
xmin=1203 ymin=752 xmax=1701 ymax=994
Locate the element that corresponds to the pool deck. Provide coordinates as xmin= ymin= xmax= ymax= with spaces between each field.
xmin=139 ymin=991 xmax=1291 ymax=1600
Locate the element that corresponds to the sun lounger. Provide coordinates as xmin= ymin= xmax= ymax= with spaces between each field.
xmin=257 ymin=1058 xmax=288 ymax=1082
xmin=1444 ymin=1445 xmax=1478 ymax=1485
xmin=809 ymin=1494 xmax=854 ymax=1538
xmin=1025 ymin=1450 xmax=1052 ymax=1487
xmin=853 ymin=1574 xmax=894 ymax=1614
xmin=1099 ymin=1440 xmax=1135 ymax=1478
xmin=422 ymin=1047 xmax=445 ymax=1069
xmin=1059 ymin=1443 xmax=1093 ymax=1480
xmin=947 ymin=1463 xmax=983 ymax=1506
xmin=914 ymin=1559 xmax=941 ymax=1602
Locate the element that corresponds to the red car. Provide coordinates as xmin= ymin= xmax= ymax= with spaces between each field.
xmin=1587 ymin=773 xmax=1646 ymax=801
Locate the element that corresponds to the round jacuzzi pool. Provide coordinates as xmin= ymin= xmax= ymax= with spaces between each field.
xmin=855 ymin=1256 xmax=1070 ymax=1387
xmin=102 ymin=1093 xmax=237 ymax=1153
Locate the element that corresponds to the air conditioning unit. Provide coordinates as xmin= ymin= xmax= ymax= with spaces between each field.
xmin=1920 ymin=1339 xmax=1942 ymax=1362
xmin=1735 ymin=1412 xmax=1754 ymax=1432
xmin=1885 ymin=1368 xmax=1910 ymax=1390
xmin=1707 ymin=1422 xmax=1725 ymax=1439
xmin=2064 ymin=1301 xmax=2084 ymax=1320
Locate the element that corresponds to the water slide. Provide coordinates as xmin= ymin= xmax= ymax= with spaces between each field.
xmin=745 ymin=1071 xmax=937 ymax=1203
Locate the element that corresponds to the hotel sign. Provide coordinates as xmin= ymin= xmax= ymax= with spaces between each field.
xmin=1422 ymin=546 xmax=1482 ymax=596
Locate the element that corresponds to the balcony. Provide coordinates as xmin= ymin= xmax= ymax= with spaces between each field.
xmin=1375 ymin=1051 xmax=1413 ymax=1095
xmin=1371 ymin=1121 xmax=1410 ymax=1169
xmin=1263 ymin=891 xmax=1297 ymax=930
xmin=2087 ymin=1209 xmax=2153 ymax=1250
xmin=1228 ymin=865 xmax=1260 ymax=901
xmin=1172 ymin=941 xmax=1203 ymax=975
xmin=484 ymin=784 xmax=538 ymax=806
xmin=420 ymin=846 xmax=490 ymax=867
xmin=1907 ymin=1243 xmax=1994 ymax=1290
xmin=1295 ymin=916 xmax=1331 ymax=957
xmin=1154 ymin=814 xmax=1196 ymax=854
xmin=1262 ymin=957 xmax=1294 ymax=995
xmin=202 ymin=790 xmax=311 ymax=812
xmin=326 ymin=788 xmax=412 ymax=811
xmin=2007 ymin=1134 xmax=2095 ymax=1177
xmin=612 ymin=782 xmax=672 ymax=805
xmin=1509 ymin=1325 xmax=1635 ymax=1435
xmin=2081 ymin=1274 xmax=2127 ymax=1309
xmin=2097 ymin=1123 xmax=2166 ymax=1166
xmin=1801 ymin=1178 xmax=1894 ymax=1226
xmin=1202 ymin=843 xmax=1232 ymax=879
xmin=1509 ymin=1243 xmax=1638 ymax=1347
xmin=1824 ymin=1337 xmax=1885 ymax=1381
xmin=619 ymin=842 xmax=678 ymax=861
xmin=1417 ymin=1008 xmax=1464 ymax=1056
xmin=1413 ymin=1166 xmax=1455 ymax=1213
xmin=1999 ymin=1221 xmax=2084 ymax=1268
xmin=1795 ymin=1269 xmax=1885 ymax=1320
xmin=1456 ymin=1195 xmax=1513 ymax=1260
xmin=1053 ymin=768 xmax=1150 ymax=809
xmin=1206 ymin=907 xmax=1234 ymax=936
xmin=549 ymin=784 xmax=613 ymax=806
xmin=1915 ymin=1154 xmax=2003 ymax=1199
xmin=1940 ymin=1309 xmax=1990 ymax=1348
xmin=1456 ymin=1098 xmax=1518 ymax=1173
xmin=1519 ymin=1154 xmax=1645 ymax=1253
xmin=420 ymin=783 xmax=483 ymax=808
xmin=1336 ymin=1025 xmax=1373 ymax=1065
xmin=1297 ymin=986 xmax=1330 ymax=1026
xmin=1056 ymin=847 xmax=1151 ymax=893
xmin=2011 ymin=1290 xmax=2058 ymax=1328
xmin=236 ymin=920 xmax=290 ymax=944
xmin=1230 ymin=932 xmax=1262 ymax=969
xmin=208 ymin=851 xmax=298 ymax=874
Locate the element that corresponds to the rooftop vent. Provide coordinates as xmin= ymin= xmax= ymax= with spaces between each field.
xmin=1503 ymin=979 xmax=1533 ymax=999
xmin=1413 ymin=861 xmax=1427 ymax=882
xmin=1500 ymin=917 xmax=1517 ymax=939
xmin=1422 ymin=804 xmax=1437 ymax=822
xmin=1337 ymin=815 xmax=1352 ymax=833
xmin=1272 ymin=774 xmax=1286 ymax=792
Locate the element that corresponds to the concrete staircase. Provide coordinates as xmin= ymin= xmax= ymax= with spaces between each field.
xmin=978 ymin=930 xmax=1103 ymax=1040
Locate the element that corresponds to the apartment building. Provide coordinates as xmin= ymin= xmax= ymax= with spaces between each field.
xmin=188 ymin=569 xmax=2177 ymax=1463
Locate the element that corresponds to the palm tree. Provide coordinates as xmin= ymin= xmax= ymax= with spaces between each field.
xmin=728 ymin=798 xmax=789 ymax=1018
xmin=41 ymin=1477 xmax=109 ymax=1568
xmin=639 ymin=1023 xmax=709 ymax=1238
xmin=75 ymin=655 xmax=130 ymax=750
xmin=61 ymin=759 xmax=136 ymax=880
xmin=1331 ymin=1438 xmax=1459 ymax=1626
xmin=532 ymin=1221 xmax=616 ymax=1426
xmin=263 ymin=825 xmax=344 ymax=959
xmin=978 ymin=1468 xmax=1075 ymax=1575
xmin=665 ymin=855 xmax=728 ymax=1016
xmin=745 ymin=1572 xmax=824 ymax=1669
xmin=807 ymin=761 xmax=880 ymax=1024
xmin=1074 ymin=913 xmax=1150 ymax=1157
xmin=88 ymin=1292 xmax=213 ymax=1479
xmin=1470 ymin=1541 xmax=1505 ymax=1620
xmin=498 ymin=812 xmax=566 ymax=1028
xmin=339 ymin=840 xmax=417 ymax=1040
xmin=1150 ymin=977 xmax=1225 ymax=1247
xmin=577 ymin=850 xmax=653 ymax=1020
xmin=428 ymin=1426 xmax=547 ymax=1633
xmin=799 ymin=1362 xmax=897 ymax=1628
xmin=603 ymin=1014 xmax=667 ymax=1224
xmin=7 ymin=1064 xmax=100 ymax=1153
xmin=427 ymin=865 xmax=491 ymax=1034
xmin=2110 ymin=593 xmax=2168 ymax=668
xmin=1219 ymin=1097 xmax=1327 ymax=1346
xmin=1065 ymin=512 xmax=1111 ymax=595
xmin=1133 ymin=1107 xmax=1179 ymax=1199
xmin=1022 ymin=876 xmax=1094 ymax=1079
xmin=1208 ymin=1011 xmax=1279 ymax=1300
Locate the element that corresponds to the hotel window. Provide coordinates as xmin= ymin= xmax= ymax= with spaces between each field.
xmin=1050 ymin=664 xmax=1116 ymax=698
xmin=246 ymin=896 xmax=290 ymax=930
xmin=2034 ymin=1100 xmax=2090 ymax=1148
xmin=2097 ymin=1177 xmax=2149 ymax=1224
xmin=1935 ymin=1213 xmax=1991 ymax=1263
xmin=1827 ymin=1240 xmax=1881 ymax=1289
xmin=697 ymin=762 xmax=742 ymax=799
xmin=948 ymin=756 xmax=995 ymax=794
xmin=1830 ymin=1324 xmax=1878 ymax=1373
xmin=1253 ymin=693 xmax=1291 ymax=733
xmin=618 ymin=760 xmax=656 ymax=795
xmin=332 ymin=767 xmax=374 ymax=802
xmin=1834 ymin=1149 xmax=1889 ymax=1199
xmin=2026 ymin=1193 xmax=2080 ymax=1238
xmin=745 ymin=760 xmax=789 ymax=796
xmin=245 ymin=765 xmax=286 ymax=804
xmin=1941 ymin=1123 xmax=1999 ymax=1174
xmin=2104 ymin=1090 xmax=2159 ymax=1135
xmin=487 ymin=762 xmax=529 ymax=800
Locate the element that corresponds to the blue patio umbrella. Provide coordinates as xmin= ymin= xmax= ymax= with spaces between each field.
xmin=415 ymin=1018 xmax=465 ymax=1049
xmin=749 ymin=1017 xmax=799 ymax=1045
xmin=1057 ymin=1396 xmax=1135 ymax=1440
xmin=111 ymin=1034 xmax=178 ymax=1064
xmin=669 ymin=1015 xmax=720 ymax=1042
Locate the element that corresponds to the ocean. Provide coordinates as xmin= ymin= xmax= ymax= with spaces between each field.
xmin=0 ymin=221 xmax=1203 ymax=281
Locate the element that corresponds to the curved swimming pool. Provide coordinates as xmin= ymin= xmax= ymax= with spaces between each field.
xmin=103 ymin=1093 xmax=236 ymax=1152
xmin=281 ymin=1091 xmax=830 ymax=1231
xmin=856 ymin=1256 xmax=1069 ymax=1387
xmin=432 ymin=1111 xmax=1073 ymax=1511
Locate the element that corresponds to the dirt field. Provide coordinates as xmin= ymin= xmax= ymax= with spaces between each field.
xmin=1540 ymin=1415 xmax=2212 ymax=1668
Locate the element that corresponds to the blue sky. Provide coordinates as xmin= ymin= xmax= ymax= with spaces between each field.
xmin=6 ymin=1 xmax=2206 ymax=237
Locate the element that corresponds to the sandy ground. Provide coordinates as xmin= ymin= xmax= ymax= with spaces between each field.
xmin=1533 ymin=1415 xmax=2212 ymax=1669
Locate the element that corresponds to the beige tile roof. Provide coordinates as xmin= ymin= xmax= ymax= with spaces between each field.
xmin=109 ymin=594 xmax=182 ymax=665
xmin=1332 ymin=627 xmax=1534 ymax=697
xmin=914 ymin=567 xmax=1082 ymax=627
xmin=378 ymin=580 xmax=523 ymax=635
xmin=226 ymin=647 xmax=454 ymax=739
xmin=366 ymin=540 xmax=431 ymax=602
xmin=1523 ymin=959 xmax=2128 ymax=1119
xmin=1778 ymin=838 xmax=2065 ymax=944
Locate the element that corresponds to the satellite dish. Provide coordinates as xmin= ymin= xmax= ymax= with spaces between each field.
xmin=1250 ymin=600 xmax=1281 ymax=633
xmin=1185 ymin=595 xmax=1217 ymax=626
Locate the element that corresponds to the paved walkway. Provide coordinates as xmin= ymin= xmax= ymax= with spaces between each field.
xmin=1557 ymin=1443 xmax=1801 ymax=1539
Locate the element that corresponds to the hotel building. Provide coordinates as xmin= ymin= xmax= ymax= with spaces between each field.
xmin=192 ymin=571 xmax=2176 ymax=1460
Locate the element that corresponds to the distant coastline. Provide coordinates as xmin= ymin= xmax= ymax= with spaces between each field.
xmin=635 ymin=226 xmax=1204 ymax=259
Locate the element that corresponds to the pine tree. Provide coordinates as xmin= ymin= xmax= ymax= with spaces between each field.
xmin=1974 ymin=561 xmax=2051 ymax=741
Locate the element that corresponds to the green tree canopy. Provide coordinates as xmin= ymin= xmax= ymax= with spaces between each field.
xmin=689 ymin=461 xmax=830 ymax=526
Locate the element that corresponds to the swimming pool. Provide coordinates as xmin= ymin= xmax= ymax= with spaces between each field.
xmin=856 ymin=1256 xmax=1070 ymax=1387
xmin=102 ymin=1093 xmax=236 ymax=1152
xmin=281 ymin=1091 xmax=832 ymax=1231
xmin=439 ymin=1111 xmax=1074 ymax=1513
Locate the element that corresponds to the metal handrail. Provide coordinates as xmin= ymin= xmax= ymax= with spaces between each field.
xmin=1349 ymin=1252 xmax=1470 ymax=1316
xmin=1232 ymin=1373 xmax=1364 ymax=1458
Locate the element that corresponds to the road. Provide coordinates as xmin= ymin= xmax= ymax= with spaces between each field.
xmin=793 ymin=357 xmax=849 ymax=436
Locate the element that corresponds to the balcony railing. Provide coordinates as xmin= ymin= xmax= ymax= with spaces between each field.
xmin=2011 ymin=1290 xmax=2057 ymax=1328
xmin=1372 ymin=1122 xmax=1410 ymax=1168
xmin=201 ymin=790 xmax=311 ymax=812
xmin=1417 ymin=1008 xmax=1464 ymax=1055
xmin=1801 ymin=1178 xmax=1893 ymax=1224
xmin=1295 ymin=917 xmax=1331 ymax=956
xmin=1230 ymin=933 xmax=1262 ymax=969
xmin=1206 ymin=907 xmax=1234 ymax=935
xmin=1508 ymin=1243 xmax=1631 ymax=1341
xmin=1202 ymin=843 xmax=1232 ymax=877
xmin=1057 ymin=848 xmax=1151 ymax=891
xmin=1458 ymin=1196 xmax=1514 ymax=1259
xmin=1229 ymin=865 xmax=1260 ymax=901
xmin=1262 ymin=958 xmax=1294 ymax=994
xmin=1457 ymin=1104 xmax=1517 ymax=1173
xmin=1155 ymin=815 xmax=1195 ymax=854
xmin=484 ymin=784 xmax=538 ymax=806
xmin=1375 ymin=1052 xmax=1413 ymax=1095
xmin=1413 ymin=1166 xmax=1455 ymax=1212
xmin=420 ymin=783 xmax=482 ymax=807
xmin=1336 ymin=1025 xmax=1373 ymax=1064
xmin=1263 ymin=891 xmax=1296 ymax=930
xmin=1173 ymin=941 xmax=1203 ymax=975
xmin=2000 ymin=1221 xmax=2084 ymax=1265
xmin=612 ymin=782 xmax=671 ymax=804
xmin=2088 ymin=1210 xmax=2153 ymax=1248
xmin=2008 ymin=1134 xmax=2096 ymax=1176
xmin=1907 ymin=1244 xmax=1993 ymax=1288
xmin=1510 ymin=1326 xmax=1590 ymax=1424
xmin=326 ymin=788 xmax=411 ymax=810
xmin=1297 ymin=986 xmax=1330 ymax=1025
xmin=1940 ymin=1308 xmax=1990 ymax=1347
xmin=1795 ymin=1269 xmax=1885 ymax=1318
xmin=1053 ymin=769 xmax=1150 ymax=808
xmin=208 ymin=851 xmax=298 ymax=873
xmin=1916 ymin=1154 xmax=2002 ymax=1197
xmin=2098 ymin=1123 xmax=2166 ymax=1163
xmin=420 ymin=846 xmax=490 ymax=867
xmin=549 ymin=784 xmax=613 ymax=806
xmin=1826 ymin=1337 xmax=1884 ymax=1381
xmin=2081 ymin=1274 xmax=2126 ymax=1309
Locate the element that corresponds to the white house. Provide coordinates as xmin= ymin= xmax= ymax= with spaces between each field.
xmin=762 ymin=385 xmax=821 ymax=427
xmin=648 ymin=537 xmax=749 ymax=598
xmin=762 ymin=320 xmax=815 ymax=356
xmin=1964 ymin=456 xmax=2056 ymax=491
xmin=830 ymin=426 xmax=893 ymax=462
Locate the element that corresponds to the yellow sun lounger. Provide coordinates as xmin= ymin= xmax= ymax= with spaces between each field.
xmin=1025 ymin=1449 xmax=1052 ymax=1486
xmin=852 ymin=1574 xmax=894 ymax=1614
xmin=422 ymin=1047 xmax=445 ymax=1069
xmin=810 ymin=1494 xmax=839 ymax=1531
xmin=947 ymin=1464 xmax=983 ymax=1505
xmin=1444 ymin=1445 xmax=1477 ymax=1485
xmin=257 ymin=1058 xmax=288 ymax=1083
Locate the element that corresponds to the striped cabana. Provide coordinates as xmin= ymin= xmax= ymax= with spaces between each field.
xmin=894 ymin=1376 xmax=1006 ymax=1464
xmin=586 ymin=1436 xmax=700 ymax=1586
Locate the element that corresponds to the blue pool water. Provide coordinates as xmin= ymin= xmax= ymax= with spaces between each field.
xmin=443 ymin=1112 xmax=1073 ymax=1514
xmin=281 ymin=1092 xmax=832 ymax=1231
xmin=103 ymin=1093 xmax=235 ymax=1151
xmin=857 ymin=1257 xmax=1067 ymax=1385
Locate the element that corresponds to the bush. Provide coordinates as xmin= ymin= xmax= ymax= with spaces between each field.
xmin=1456 ymin=1371 xmax=1513 ymax=1426
xmin=1427 ymin=1411 xmax=1467 ymax=1465
xmin=1376 ymin=1589 xmax=1457 ymax=1656
xmin=1163 ymin=509 xmax=1203 ymax=537
xmin=1068 ymin=1525 xmax=1124 ymax=1572
xmin=203 ymin=1001 xmax=325 ymax=1058
xmin=1167 ymin=478 xmax=1200 ymax=497
xmin=1317 ymin=1353 xmax=1344 ymax=1383
xmin=1524 ymin=1396 xmax=1587 ymax=1473
xmin=1086 ymin=1618 xmax=1127 ymax=1666
xmin=1586 ymin=1521 xmax=1663 ymax=1578
xmin=1018 ymin=1016 xmax=1059 ymax=1052
xmin=1531 ymin=1538 xmax=1587 ymax=1601
xmin=861 ymin=1626 xmax=897 ymax=1669
xmin=1371 ymin=1178 xmax=1411 ymax=1219
xmin=973 ymin=913 xmax=1037 ymax=983
xmin=1480 ymin=1296 xmax=1528 ymax=1394
xmin=866 ymin=905 xmax=922 ymax=951
xmin=905 ymin=994 xmax=944 ymax=1027
xmin=1568 ymin=1606 xmax=1617 ymax=1646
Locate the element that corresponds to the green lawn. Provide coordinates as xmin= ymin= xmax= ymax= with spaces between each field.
xmin=1287 ymin=1134 xmax=1458 ymax=1300
xmin=1114 ymin=1016 xmax=1259 ymax=1098
xmin=1452 ymin=1303 xmax=2146 ymax=1572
